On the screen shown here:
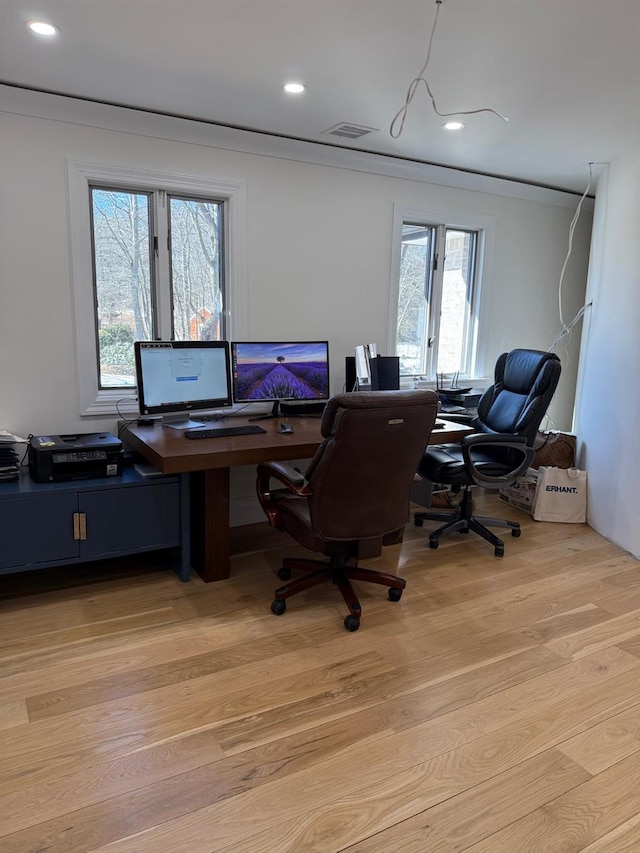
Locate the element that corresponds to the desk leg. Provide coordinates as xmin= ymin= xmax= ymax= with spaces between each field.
xmin=190 ymin=467 xmax=231 ymax=582
xmin=174 ymin=473 xmax=191 ymax=582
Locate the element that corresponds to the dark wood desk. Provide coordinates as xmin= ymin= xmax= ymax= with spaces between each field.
xmin=125 ymin=417 xmax=472 ymax=582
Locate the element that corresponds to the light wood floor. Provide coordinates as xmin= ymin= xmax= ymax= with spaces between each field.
xmin=2 ymin=495 xmax=640 ymax=852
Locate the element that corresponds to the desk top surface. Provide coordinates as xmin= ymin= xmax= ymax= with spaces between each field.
xmin=125 ymin=417 xmax=473 ymax=475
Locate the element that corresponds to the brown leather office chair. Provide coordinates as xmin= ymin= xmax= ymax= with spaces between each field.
xmin=256 ymin=390 xmax=439 ymax=631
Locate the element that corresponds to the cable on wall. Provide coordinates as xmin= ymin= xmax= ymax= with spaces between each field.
xmin=390 ymin=0 xmax=509 ymax=140
xmin=548 ymin=163 xmax=599 ymax=353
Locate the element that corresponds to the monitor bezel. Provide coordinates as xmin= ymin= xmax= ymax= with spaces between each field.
xmin=134 ymin=340 xmax=233 ymax=417
xmin=230 ymin=340 xmax=330 ymax=403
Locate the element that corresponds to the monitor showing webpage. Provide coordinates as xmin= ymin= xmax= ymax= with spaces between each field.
xmin=134 ymin=341 xmax=232 ymax=428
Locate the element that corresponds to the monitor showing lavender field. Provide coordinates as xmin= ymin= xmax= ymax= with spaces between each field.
xmin=231 ymin=341 xmax=329 ymax=402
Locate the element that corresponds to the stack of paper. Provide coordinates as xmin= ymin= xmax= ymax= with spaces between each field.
xmin=0 ymin=430 xmax=27 ymax=482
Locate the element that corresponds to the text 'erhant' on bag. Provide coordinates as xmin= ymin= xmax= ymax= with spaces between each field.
xmin=533 ymin=466 xmax=587 ymax=523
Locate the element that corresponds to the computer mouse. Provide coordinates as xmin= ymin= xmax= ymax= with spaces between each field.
xmin=279 ymin=423 xmax=294 ymax=434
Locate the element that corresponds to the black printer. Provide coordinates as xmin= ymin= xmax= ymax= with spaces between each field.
xmin=28 ymin=433 xmax=124 ymax=482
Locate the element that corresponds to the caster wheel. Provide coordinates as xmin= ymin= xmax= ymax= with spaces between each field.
xmin=277 ymin=567 xmax=292 ymax=581
xmin=271 ymin=599 xmax=286 ymax=615
xmin=388 ymin=587 xmax=403 ymax=602
xmin=494 ymin=546 xmax=505 ymax=558
xmin=429 ymin=539 xmax=439 ymax=549
xmin=344 ymin=615 xmax=360 ymax=632
xmin=415 ymin=517 xmax=424 ymax=528
xmin=511 ymin=528 xmax=521 ymax=538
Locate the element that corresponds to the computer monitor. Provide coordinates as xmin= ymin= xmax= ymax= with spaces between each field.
xmin=231 ymin=341 xmax=330 ymax=420
xmin=134 ymin=340 xmax=233 ymax=429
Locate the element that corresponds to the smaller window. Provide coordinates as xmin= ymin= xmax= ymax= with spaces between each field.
xmin=395 ymin=221 xmax=480 ymax=379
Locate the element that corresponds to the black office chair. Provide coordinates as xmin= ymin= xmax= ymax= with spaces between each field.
xmin=415 ymin=349 xmax=561 ymax=556
xmin=256 ymin=390 xmax=439 ymax=631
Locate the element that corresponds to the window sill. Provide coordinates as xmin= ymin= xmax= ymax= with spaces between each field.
xmin=81 ymin=395 xmax=138 ymax=419
xmin=400 ymin=377 xmax=490 ymax=391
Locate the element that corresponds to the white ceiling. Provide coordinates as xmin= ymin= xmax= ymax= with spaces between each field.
xmin=1 ymin=0 xmax=638 ymax=194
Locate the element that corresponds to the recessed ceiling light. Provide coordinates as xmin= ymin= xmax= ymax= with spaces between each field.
xmin=27 ymin=21 xmax=59 ymax=36
xmin=443 ymin=121 xmax=465 ymax=131
xmin=284 ymin=82 xmax=305 ymax=95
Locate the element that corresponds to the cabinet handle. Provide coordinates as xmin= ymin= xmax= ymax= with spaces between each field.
xmin=73 ymin=512 xmax=80 ymax=541
xmin=79 ymin=513 xmax=87 ymax=541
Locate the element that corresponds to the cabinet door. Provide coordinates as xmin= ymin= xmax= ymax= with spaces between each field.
xmin=79 ymin=483 xmax=180 ymax=558
xmin=0 ymin=494 xmax=79 ymax=569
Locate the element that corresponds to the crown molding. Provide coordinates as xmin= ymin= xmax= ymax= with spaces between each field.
xmin=0 ymin=83 xmax=594 ymax=211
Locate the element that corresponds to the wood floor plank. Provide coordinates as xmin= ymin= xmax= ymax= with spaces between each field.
xmin=0 ymin=727 xmax=227 ymax=838
xmin=24 ymin=621 xmax=393 ymax=721
xmin=82 ymin=653 xmax=640 ymax=853
xmin=617 ymin=634 xmax=640 ymax=658
xmin=214 ymin=645 xmax=566 ymax=755
xmin=0 ymin=711 xmax=395 ymax=851
xmin=0 ymin=609 xmax=257 ymax=684
xmin=463 ymin=750 xmax=640 ymax=853
xmin=2 ymin=496 xmax=639 ymax=853
xmin=0 ymin=701 xmax=28 ymax=731
xmin=343 ymin=820 xmax=456 ymax=853
xmin=425 ymin=748 xmax=591 ymax=849
xmin=546 ymin=608 xmax=640 ymax=660
xmin=0 ymin=607 xmax=182 ymax=661
xmin=397 ymin=557 xmax=640 ymax=640
xmin=580 ymin=814 xmax=640 ymax=852
xmin=558 ymin=702 xmax=640 ymax=774
xmin=593 ymin=586 xmax=640 ymax=617
xmin=0 ymin=651 xmax=392 ymax=796
xmin=343 ymin=748 xmax=590 ymax=853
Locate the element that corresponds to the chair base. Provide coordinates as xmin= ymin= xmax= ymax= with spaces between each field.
xmin=271 ymin=555 xmax=406 ymax=631
xmin=415 ymin=487 xmax=521 ymax=557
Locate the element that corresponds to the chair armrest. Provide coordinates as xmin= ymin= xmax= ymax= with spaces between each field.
xmin=256 ymin=462 xmax=313 ymax=529
xmin=461 ymin=433 xmax=535 ymax=488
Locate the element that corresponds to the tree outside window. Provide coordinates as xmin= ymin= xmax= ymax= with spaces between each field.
xmin=91 ymin=187 xmax=225 ymax=389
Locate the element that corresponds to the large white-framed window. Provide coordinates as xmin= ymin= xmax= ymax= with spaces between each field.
xmin=388 ymin=204 xmax=494 ymax=381
xmin=68 ymin=161 xmax=247 ymax=417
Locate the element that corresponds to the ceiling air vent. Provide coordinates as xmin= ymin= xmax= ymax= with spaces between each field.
xmin=322 ymin=122 xmax=379 ymax=140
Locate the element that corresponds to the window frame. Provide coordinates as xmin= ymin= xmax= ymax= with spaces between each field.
xmin=388 ymin=203 xmax=495 ymax=382
xmin=68 ymin=160 xmax=247 ymax=417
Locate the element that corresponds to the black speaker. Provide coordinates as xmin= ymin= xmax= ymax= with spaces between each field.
xmin=345 ymin=356 xmax=400 ymax=392
xmin=345 ymin=356 xmax=358 ymax=392
xmin=371 ymin=356 xmax=400 ymax=391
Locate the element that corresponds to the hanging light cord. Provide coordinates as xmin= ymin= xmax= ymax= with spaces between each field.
xmin=390 ymin=0 xmax=509 ymax=139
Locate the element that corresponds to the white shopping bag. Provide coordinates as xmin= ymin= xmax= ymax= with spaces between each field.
xmin=533 ymin=466 xmax=587 ymax=523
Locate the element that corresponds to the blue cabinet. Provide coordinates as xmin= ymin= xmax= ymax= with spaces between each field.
xmin=0 ymin=468 xmax=189 ymax=580
xmin=0 ymin=492 xmax=79 ymax=568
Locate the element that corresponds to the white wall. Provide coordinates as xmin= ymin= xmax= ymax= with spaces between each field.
xmin=0 ymin=88 xmax=592 ymax=523
xmin=574 ymin=153 xmax=640 ymax=556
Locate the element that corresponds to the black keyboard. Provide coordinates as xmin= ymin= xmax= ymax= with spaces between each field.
xmin=184 ymin=424 xmax=267 ymax=440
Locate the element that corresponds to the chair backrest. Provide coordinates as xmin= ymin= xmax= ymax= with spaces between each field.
xmin=304 ymin=390 xmax=438 ymax=541
xmin=474 ymin=349 xmax=561 ymax=445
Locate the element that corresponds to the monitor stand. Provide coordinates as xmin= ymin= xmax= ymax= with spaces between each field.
xmin=248 ymin=401 xmax=286 ymax=422
xmin=249 ymin=400 xmax=326 ymax=422
xmin=161 ymin=414 xmax=208 ymax=430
